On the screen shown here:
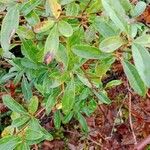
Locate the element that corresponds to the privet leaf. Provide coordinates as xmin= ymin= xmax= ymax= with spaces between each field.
xmin=1 ymin=6 xmax=19 ymax=52
xmin=101 ymin=0 xmax=127 ymax=32
xmin=12 ymin=116 xmax=30 ymax=128
xmin=21 ymin=0 xmax=41 ymax=16
xmin=122 ymin=59 xmax=146 ymax=96
xmin=76 ymin=112 xmax=88 ymax=132
xmin=132 ymin=1 xmax=146 ymax=17
xmin=99 ymin=36 xmax=125 ymax=53
xmin=28 ymin=96 xmax=39 ymax=115
xmin=44 ymin=25 xmax=59 ymax=64
xmin=94 ymin=91 xmax=111 ymax=104
xmin=33 ymin=20 xmax=54 ymax=33
xmin=48 ymin=0 xmax=61 ymax=19
xmin=132 ymin=44 xmax=150 ymax=88
xmin=45 ymin=94 xmax=57 ymax=115
xmin=62 ymin=78 xmax=75 ymax=114
xmin=72 ymin=45 xmax=110 ymax=59
xmin=0 ymin=136 xmax=21 ymax=150
xmin=58 ymin=20 xmax=73 ymax=37
xmin=2 ymin=95 xmax=27 ymax=114
xmin=54 ymin=110 xmax=61 ymax=129
xmin=21 ymin=76 xmax=32 ymax=101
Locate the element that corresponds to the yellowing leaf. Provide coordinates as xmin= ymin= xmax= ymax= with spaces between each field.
xmin=48 ymin=0 xmax=61 ymax=19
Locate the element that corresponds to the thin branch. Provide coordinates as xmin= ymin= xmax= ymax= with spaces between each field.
xmin=82 ymin=0 xmax=93 ymax=15
xmin=128 ymin=91 xmax=137 ymax=145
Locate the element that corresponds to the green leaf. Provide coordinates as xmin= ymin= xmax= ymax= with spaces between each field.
xmin=132 ymin=1 xmax=146 ymax=17
xmin=120 ymin=0 xmax=132 ymax=12
xmin=12 ymin=116 xmax=30 ymax=128
xmin=93 ymin=91 xmax=111 ymax=104
xmin=94 ymin=17 xmax=118 ymax=38
xmin=0 ymin=136 xmax=21 ymax=150
xmin=122 ymin=59 xmax=146 ymax=96
xmin=95 ymin=56 xmax=115 ymax=77
xmin=58 ymin=20 xmax=73 ymax=37
xmin=60 ymin=0 xmax=75 ymax=5
xmin=105 ymin=80 xmax=122 ymax=88
xmin=44 ymin=25 xmax=59 ymax=61
xmin=1 ymin=6 xmax=19 ymax=52
xmin=62 ymin=78 xmax=75 ymax=114
xmin=134 ymin=35 xmax=150 ymax=47
xmin=21 ymin=0 xmax=41 ymax=16
xmin=25 ymin=128 xmax=44 ymax=141
xmin=2 ymin=95 xmax=27 ymax=114
xmin=33 ymin=20 xmax=54 ymax=33
xmin=132 ymin=44 xmax=150 ymax=88
xmin=25 ymin=11 xmax=40 ymax=26
xmin=17 ymin=26 xmax=35 ymax=40
xmin=56 ymin=44 xmax=68 ymax=70
xmin=77 ymin=74 xmax=92 ymax=88
xmin=63 ymin=111 xmax=74 ymax=124
xmin=15 ymin=142 xmax=30 ymax=150
xmin=66 ymin=2 xmax=79 ymax=16
xmin=99 ymin=36 xmax=125 ymax=53
xmin=54 ymin=110 xmax=61 ymax=129
xmin=28 ymin=96 xmax=39 ymax=115
xmin=72 ymin=45 xmax=110 ymax=59
xmin=21 ymin=76 xmax=32 ymax=101
xmin=0 ymin=72 xmax=16 ymax=84
xmin=101 ymin=0 xmax=127 ymax=32
xmin=45 ymin=94 xmax=57 ymax=115
xmin=76 ymin=113 xmax=88 ymax=132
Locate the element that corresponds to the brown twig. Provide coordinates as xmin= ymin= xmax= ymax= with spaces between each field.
xmin=128 ymin=91 xmax=137 ymax=145
xmin=82 ymin=0 xmax=93 ymax=15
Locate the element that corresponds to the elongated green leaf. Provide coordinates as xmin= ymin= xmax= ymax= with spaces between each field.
xmin=17 ymin=26 xmax=35 ymax=40
xmin=28 ymin=96 xmax=39 ymax=115
xmin=21 ymin=0 xmax=41 ymax=16
xmin=2 ymin=95 xmax=27 ymax=114
xmin=72 ymin=45 xmax=110 ymax=59
xmin=101 ymin=0 xmax=127 ymax=32
xmin=94 ymin=17 xmax=118 ymax=38
xmin=132 ymin=44 xmax=150 ymax=88
xmin=12 ymin=116 xmax=30 ymax=128
xmin=134 ymin=35 xmax=150 ymax=47
xmin=25 ymin=129 xmax=44 ymax=141
xmin=21 ymin=76 xmax=32 ymax=101
xmin=66 ymin=2 xmax=79 ymax=16
xmin=60 ymin=0 xmax=75 ymax=5
xmin=0 ymin=72 xmax=16 ymax=84
xmin=54 ymin=110 xmax=61 ymax=129
xmin=63 ymin=111 xmax=74 ymax=124
xmin=58 ymin=20 xmax=73 ymax=37
xmin=15 ymin=142 xmax=30 ymax=150
xmin=46 ymin=94 xmax=57 ymax=115
xmin=33 ymin=20 xmax=54 ymax=33
xmin=76 ymin=113 xmax=88 ymax=132
xmin=132 ymin=1 xmax=146 ymax=17
xmin=99 ymin=36 xmax=125 ymax=53
xmin=105 ymin=80 xmax=122 ymax=88
xmin=122 ymin=59 xmax=146 ymax=96
xmin=25 ymin=11 xmax=40 ymax=26
xmin=1 ymin=6 xmax=19 ymax=52
xmin=0 ymin=136 xmax=21 ymax=150
xmin=93 ymin=91 xmax=111 ymax=104
xmin=44 ymin=25 xmax=59 ymax=63
xmin=62 ymin=78 xmax=75 ymax=114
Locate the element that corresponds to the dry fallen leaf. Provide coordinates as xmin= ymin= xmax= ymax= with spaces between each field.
xmin=48 ymin=0 xmax=61 ymax=19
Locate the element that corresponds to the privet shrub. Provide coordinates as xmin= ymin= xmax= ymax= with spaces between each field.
xmin=0 ymin=0 xmax=150 ymax=149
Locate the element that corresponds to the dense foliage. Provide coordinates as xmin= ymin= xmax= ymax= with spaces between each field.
xmin=0 ymin=0 xmax=150 ymax=149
